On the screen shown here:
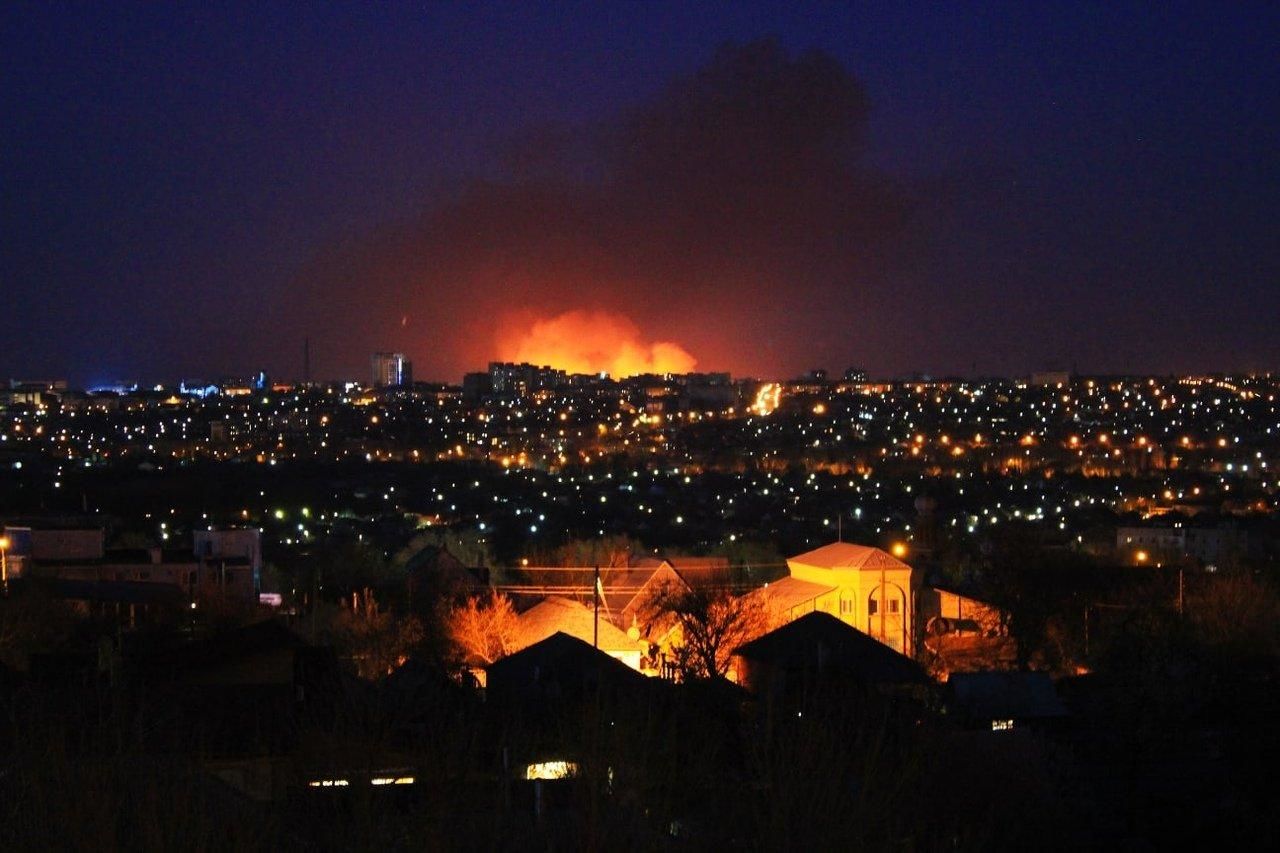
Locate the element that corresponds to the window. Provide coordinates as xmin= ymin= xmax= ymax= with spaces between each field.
xmin=888 ymin=599 xmax=900 ymax=614
xmin=840 ymin=598 xmax=854 ymax=615
xmin=868 ymin=600 xmax=878 ymax=615
xmin=525 ymin=761 xmax=577 ymax=780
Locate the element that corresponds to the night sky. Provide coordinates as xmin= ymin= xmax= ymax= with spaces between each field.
xmin=3 ymin=2 xmax=1277 ymax=385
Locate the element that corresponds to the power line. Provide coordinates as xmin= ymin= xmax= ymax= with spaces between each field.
xmin=481 ymin=561 xmax=791 ymax=572
xmin=493 ymin=583 xmax=766 ymax=594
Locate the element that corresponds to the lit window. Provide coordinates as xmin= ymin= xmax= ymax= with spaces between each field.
xmin=525 ymin=761 xmax=578 ymax=780
xmin=991 ymin=719 xmax=1015 ymax=732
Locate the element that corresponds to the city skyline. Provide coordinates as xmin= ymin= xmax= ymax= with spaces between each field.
xmin=4 ymin=4 xmax=1278 ymax=385
xmin=9 ymin=356 xmax=1274 ymax=393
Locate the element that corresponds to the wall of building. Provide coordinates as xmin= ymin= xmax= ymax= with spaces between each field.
xmin=31 ymin=528 xmax=104 ymax=561
xmin=919 ymin=588 xmax=1005 ymax=636
xmin=784 ymin=564 xmax=916 ymax=655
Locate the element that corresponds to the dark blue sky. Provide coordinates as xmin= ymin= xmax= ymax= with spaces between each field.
xmin=3 ymin=2 xmax=1277 ymax=383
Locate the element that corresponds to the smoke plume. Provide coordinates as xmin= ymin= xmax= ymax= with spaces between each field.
xmin=278 ymin=39 xmax=907 ymax=380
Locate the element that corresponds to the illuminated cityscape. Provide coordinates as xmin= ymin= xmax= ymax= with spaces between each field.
xmin=3 ymin=3 xmax=1277 ymax=850
xmin=3 ymin=370 xmax=1277 ymax=560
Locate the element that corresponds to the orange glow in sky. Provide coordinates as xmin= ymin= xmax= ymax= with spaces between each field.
xmin=502 ymin=309 xmax=697 ymax=377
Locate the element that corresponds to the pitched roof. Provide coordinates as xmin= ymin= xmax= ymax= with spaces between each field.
xmin=597 ymin=564 xmax=677 ymax=619
xmin=788 ymin=542 xmax=912 ymax=572
xmin=733 ymin=612 xmax=928 ymax=685
xmin=514 ymin=596 xmax=644 ymax=654
xmin=760 ymin=576 xmax=835 ymax=612
xmin=405 ymin=545 xmax=484 ymax=592
xmin=661 ymin=555 xmax=731 ymax=571
xmin=485 ymin=632 xmax=648 ymax=692
xmin=629 ymin=555 xmax=731 ymax=588
xmin=597 ymin=558 xmax=731 ymax=620
xmin=513 ymin=557 xmax=735 ymax=623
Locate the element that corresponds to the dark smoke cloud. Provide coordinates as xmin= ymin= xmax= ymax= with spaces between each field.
xmin=277 ymin=39 xmax=909 ymax=381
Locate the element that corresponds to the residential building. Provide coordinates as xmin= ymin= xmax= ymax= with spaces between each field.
xmin=731 ymin=611 xmax=928 ymax=700
xmin=511 ymin=596 xmax=646 ymax=670
xmin=763 ymin=542 xmax=920 ymax=656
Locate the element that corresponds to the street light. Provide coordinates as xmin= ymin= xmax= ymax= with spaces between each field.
xmin=0 ymin=535 xmax=10 ymax=595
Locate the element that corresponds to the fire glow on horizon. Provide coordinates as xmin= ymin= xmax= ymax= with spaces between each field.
xmin=752 ymin=382 xmax=782 ymax=416
xmin=502 ymin=309 xmax=697 ymax=378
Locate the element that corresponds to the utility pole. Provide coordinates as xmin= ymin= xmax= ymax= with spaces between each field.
xmin=879 ymin=565 xmax=886 ymax=646
xmin=593 ymin=564 xmax=600 ymax=649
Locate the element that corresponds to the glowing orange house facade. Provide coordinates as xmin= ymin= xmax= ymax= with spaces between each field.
xmin=763 ymin=543 xmax=920 ymax=656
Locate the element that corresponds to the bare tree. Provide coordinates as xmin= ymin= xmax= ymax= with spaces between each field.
xmin=1187 ymin=573 xmax=1280 ymax=658
xmin=447 ymin=588 xmax=519 ymax=665
xmin=319 ymin=589 xmax=425 ymax=679
xmin=645 ymin=582 xmax=770 ymax=679
xmin=554 ymin=534 xmax=636 ymax=568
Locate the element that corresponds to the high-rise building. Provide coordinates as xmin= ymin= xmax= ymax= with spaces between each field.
xmin=461 ymin=371 xmax=493 ymax=403
xmin=488 ymin=362 xmax=564 ymax=395
xmin=371 ymin=352 xmax=412 ymax=387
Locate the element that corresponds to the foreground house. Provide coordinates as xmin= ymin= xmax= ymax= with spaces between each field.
xmin=762 ymin=543 xmax=920 ymax=655
xmin=512 ymin=596 xmax=647 ymax=670
xmin=511 ymin=555 xmax=741 ymax=671
xmin=485 ymin=632 xmax=649 ymax=710
xmin=919 ymin=586 xmax=1005 ymax=638
xmin=919 ymin=586 xmax=1016 ymax=677
xmin=732 ymin=612 xmax=929 ymax=702
xmin=523 ymin=555 xmax=734 ymax=635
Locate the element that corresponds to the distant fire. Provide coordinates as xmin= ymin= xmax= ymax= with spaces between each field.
xmin=752 ymin=383 xmax=782 ymax=415
xmin=503 ymin=310 xmax=697 ymax=377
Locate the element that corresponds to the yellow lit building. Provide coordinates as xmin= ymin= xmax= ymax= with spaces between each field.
xmin=763 ymin=542 xmax=919 ymax=656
